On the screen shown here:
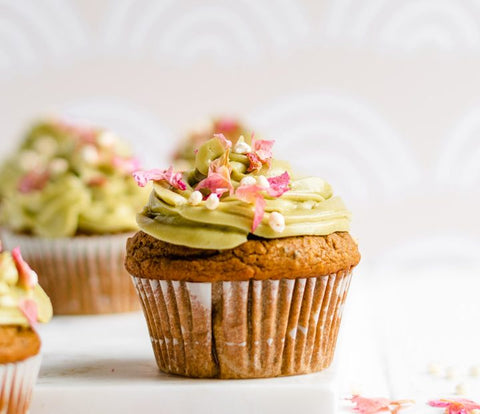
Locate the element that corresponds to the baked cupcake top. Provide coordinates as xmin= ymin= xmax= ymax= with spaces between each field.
xmin=133 ymin=134 xmax=351 ymax=250
xmin=0 ymin=243 xmax=52 ymax=327
xmin=0 ymin=119 xmax=148 ymax=237
xmin=172 ymin=117 xmax=247 ymax=169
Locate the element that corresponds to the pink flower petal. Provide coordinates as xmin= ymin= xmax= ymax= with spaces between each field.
xmin=195 ymin=169 xmax=232 ymax=197
xmin=428 ymin=398 xmax=480 ymax=414
xmin=17 ymin=170 xmax=50 ymax=193
xmin=267 ymin=171 xmax=290 ymax=197
xmin=215 ymin=118 xmax=239 ymax=133
xmin=11 ymin=247 xmax=37 ymax=290
xmin=18 ymin=299 xmax=38 ymax=328
xmin=235 ymin=184 xmax=265 ymax=231
xmin=246 ymin=152 xmax=263 ymax=172
xmin=348 ymin=396 xmax=414 ymax=414
xmin=113 ymin=156 xmax=141 ymax=174
xmin=213 ymin=133 xmax=232 ymax=149
xmin=132 ymin=166 xmax=186 ymax=190
xmin=252 ymin=139 xmax=275 ymax=162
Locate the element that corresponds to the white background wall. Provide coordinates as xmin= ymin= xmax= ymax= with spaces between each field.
xmin=0 ymin=0 xmax=479 ymax=272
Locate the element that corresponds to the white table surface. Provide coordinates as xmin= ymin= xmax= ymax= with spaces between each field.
xmin=31 ymin=266 xmax=480 ymax=414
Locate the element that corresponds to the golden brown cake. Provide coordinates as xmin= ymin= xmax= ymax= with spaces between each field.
xmin=125 ymin=133 xmax=360 ymax=378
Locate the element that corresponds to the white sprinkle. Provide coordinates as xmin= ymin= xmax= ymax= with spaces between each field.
xmin=266 ymin=338 xmax=273 ymax=346
xmin=269 ymin=212 xmax=285 ymax=233
xmin=19 ymin=150 xmax=42 ymax=171
xmin=233 ymin=137 xmax=251 ymax=154
xmin=297 ymin=325 xmax=307 ymax=335
xmin=427 ymin=362 xmax=443 ymax=377
xmin=80 ymin=145 xmax=99 ymax=164
xmin=188 ymin=191 xmax=203 ymax=205
xmin=446 ymin=366 xmax=457 ymax=380
xmin=455 ymin=382 xmax=467 ymax=395
xmin=240 ymin=176 xmax=256 ymax=186
xmin=225 ymin=341 xmax=246 ymax=347
xmin=205 ymin=193 xmax=219 ymax=210
xmin=172 ymin=338 xmax=179 ymax=345
xmin=256 ymin=175 xmax=270 ymax=189
xmin=49 ymin=158 xmax=68 ymax=175
xmin=97 ymin=131 xmax=117 ymax=147
xmin=289 ymin=327 xmax=297 ymax=339
xmin=470 ymin=365 xmax=480 ymax=377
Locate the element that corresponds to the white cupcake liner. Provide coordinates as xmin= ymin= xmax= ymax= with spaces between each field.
xmin=0 ymin=353 xmax=41 ymax=414
xmin=132 ymin=270 xmax=353 ymax=378
xmin=2 ymin=230 xmax=139 ymax=315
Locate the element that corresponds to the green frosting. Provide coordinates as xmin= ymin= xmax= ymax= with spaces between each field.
xmin=0 ymin=250 xmax=52 ymax=326
xmin=0 ymin=120 xmax=148 ymax=237
xmin=138 ymin=136 xmax=351 ymax=250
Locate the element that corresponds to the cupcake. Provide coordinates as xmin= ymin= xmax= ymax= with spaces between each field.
xmin=172 ymin=117 xmax=248 ymax=169
xmin=126 ymin=133 xmax=360 ymax=379
xmin=0 ymin=242 xmax=52 ymax=413
xmin=0 ymin=119 xmax=148 ymax=314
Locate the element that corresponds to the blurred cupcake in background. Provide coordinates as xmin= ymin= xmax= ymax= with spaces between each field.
xmin=0 ymin=119 xmax=148 ymax=314
xmin=172 ymin=116 xmax=249 ymax=169
xmin=0 ymin=242 xmax=52 ymax=413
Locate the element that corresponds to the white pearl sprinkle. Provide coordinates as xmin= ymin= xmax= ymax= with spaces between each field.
xmin=205 ymin=194 xmax=219 ymax=210
xmin=189 ymin=191 xmax=203 ymax=205
xmin=80 ymin=145 xmax=99 ymax=164
xmin=257 ymin=175 xmax=270 ymax=189
xmin=240 ymin=176 xmax=256 ymax=186
xmin=49 ymin=158 xmax=69 ymax=175
xmin=233 ymin=137 xmax=251 ymax=154
xmin=97 ymin=131 xmax=117 ymax=147
xmin=269 ymin=212 xmax=285 ymax=233
xmin=455 ymin=382 xmax=467 ymax=395
xmin=427 ymin=362 xmax=443 ymax=377
xmin=446 ymin=366 xmax=457 ymax=380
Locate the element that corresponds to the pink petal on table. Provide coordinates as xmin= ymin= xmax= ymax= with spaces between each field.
xmin=11 ymin=247 xmax=37 ymax=289
xmin=18 ymin=299 xmax=38 ymax=328
xmin=349 ymin=395 xmax=391 ymax=413
xmin=428 ymin=398 xmax=480 ymax=414
xmin=132 ymin=166 xmax=186 ymax=190
xmin=267 ymin=171 xmax=290 ymax=197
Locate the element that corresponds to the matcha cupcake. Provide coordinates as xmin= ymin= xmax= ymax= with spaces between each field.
xmin=0 ymin=243 xmax=52 ymax=413
xmin=126 ymin=134 xmax=360 ymax=378
xmin=0 ymin=119 xmax=148 ymax=314
xmin=172 ymin=117 xmax=248 ymax=169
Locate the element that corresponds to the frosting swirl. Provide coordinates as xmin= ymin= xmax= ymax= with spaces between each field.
xmin=136 ymin=134 xmax=351 ymax=250
xmin=0 ymin=119 xmax=148 ymax=237
xmin=0 ymin=245 xmax=52 ymax=327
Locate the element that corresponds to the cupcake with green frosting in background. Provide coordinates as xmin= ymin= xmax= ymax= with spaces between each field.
xmin=0 ymin=242 xmax=52 ymax=413
xmin=172 ymin=116 xmax=248 ymax=170
xmin=0 ymin=119 xmax=148 ymax=314
xmin=125 ymin=133 xmax=360 ymax=379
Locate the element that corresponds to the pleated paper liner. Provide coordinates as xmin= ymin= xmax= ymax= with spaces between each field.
xmin=0 ymin=353 xmax=41 ymax=414
xmin=2 ymin=230 xmax=140 ymax=315
xmin=132 ymin=270 xmax=353 ymax=378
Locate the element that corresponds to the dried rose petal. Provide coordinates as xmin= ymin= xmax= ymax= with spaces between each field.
xmin=18 ymin=299 xmax=38 ymax=328
xmin=17 ymin=170 xmax=50 ymax=193
xmin=348 ymin=395 xmax=414 ymax=414
xmin=11 ymin=247 xmax=37 ymax=289
xmin=215 ymin=118 xmax=238 ymax=133
xmin=252 ymin=139 xmax=275 ymax=162
xmin=235 ymin=184 xmax=265 ymax=231
xmin=428 ymin=398 xmax=480 ymax=414
xmin=213 ymin=133 xmax=232 ymax=149
xmin=113 ymin=156 xmax=141 ymax=174
xmin=246 ymin=152 xmax=263 ymax=172
xmin=133 ymin=166 xmax=186 ymax=190
xmin=267 ymin=171 xmax=290 ymax=197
